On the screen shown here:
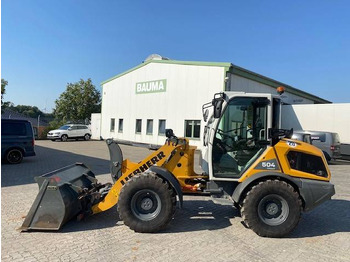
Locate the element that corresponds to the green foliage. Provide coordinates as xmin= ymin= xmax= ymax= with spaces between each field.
xmin=10 ymin=105 xmax=43 ymax=118
xmin=54 ymin=78 xmax=101 ymax=122
xmin=41 ymin=119 xmax=65 ymax=138
xmin=1 ymin=78 xmax=8 ymax=105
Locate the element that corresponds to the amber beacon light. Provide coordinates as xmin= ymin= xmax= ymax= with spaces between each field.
xmin=277 ymin=86 xmax=285 ymax=95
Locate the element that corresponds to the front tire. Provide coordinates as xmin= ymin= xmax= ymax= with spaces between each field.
xmin=117 ymin=172 xmax=176 ymax=233
xmin=61 ymin=134 xmax=68 ymax=142
xmin=6 ymin=149 xmax=23 ymax=164
xmin=84 ymin=134 xmax=91 ymax=141
xmin=241 ymin=180 xmax=302 ymax=238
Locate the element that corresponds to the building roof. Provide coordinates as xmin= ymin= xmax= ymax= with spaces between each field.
xmin=101 ymin=59 xmax=330 ymax=104
xmin=1 ymin=108 xmax=49 ymax=127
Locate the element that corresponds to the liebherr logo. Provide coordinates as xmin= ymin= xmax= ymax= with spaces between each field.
xmin=135 ymin=79 xmax=167 ymax=94
xmin=120 ymin=151 xmax=166 ymax=185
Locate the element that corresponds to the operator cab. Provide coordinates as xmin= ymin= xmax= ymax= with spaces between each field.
xmin=203 ymin=92 xmax=281 ymax=180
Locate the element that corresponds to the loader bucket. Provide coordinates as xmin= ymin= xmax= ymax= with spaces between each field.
xmin=21 ymin=163 xmax=97 ymax=231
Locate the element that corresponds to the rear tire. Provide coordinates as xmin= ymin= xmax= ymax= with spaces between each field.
xmin=61 ymin=135 xmax=68 ymax=142
xmin=84 ymin=134 xmax=91 ymax=141
xmin=117 ymin=172 xmax=176 ymax=233
xmin=241 ymin=180 xmax=301 ymax=238
xmin=6 ymin=149 xmax=23 ymax=164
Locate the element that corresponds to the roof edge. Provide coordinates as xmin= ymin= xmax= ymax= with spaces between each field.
xmin=101 ymin=59 xmax=330 ymax=104
xmin=230 ymin=65 xmax=331 ymax=104
xmin=101 ymin=60 xmax=231 ymax=85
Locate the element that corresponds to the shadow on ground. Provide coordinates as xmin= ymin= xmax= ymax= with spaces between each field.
xmin=43 ymin=200 xmax=237 ymax=234
xmin=52 ymin=198 xmax=350 ymax=237
xmin=289 ymin=199 xmax=350 ymax=238
xmin=1 ymin=145 xmax=110 ymax=187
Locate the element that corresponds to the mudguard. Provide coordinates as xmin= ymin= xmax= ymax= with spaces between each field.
xmin=232 ymin=172 xmax=302 ymax=204
xmin=148 ymin=166 xmax=183 ymax=208
xmin=232 ymin=171 xmax=335 ymax=211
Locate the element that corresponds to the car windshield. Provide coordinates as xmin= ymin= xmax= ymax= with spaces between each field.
xmin=58 ymin=125 xmax=71 ymax=130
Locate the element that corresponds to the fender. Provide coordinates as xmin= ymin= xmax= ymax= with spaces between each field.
xmin=232 ymin=172 xmax=302 ymax=204
xmin=149 ymin=166 xmax=183 ymax=208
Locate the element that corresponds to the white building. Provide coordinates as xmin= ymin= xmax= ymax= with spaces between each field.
xmin=96 ymin=55 xmax=329 ymax=148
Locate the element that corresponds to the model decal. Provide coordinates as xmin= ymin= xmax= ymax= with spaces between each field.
xmin=286 ymin=140 xmax=297 ymax=147
xmin=254 ymin=159 xmax=280 ymax=170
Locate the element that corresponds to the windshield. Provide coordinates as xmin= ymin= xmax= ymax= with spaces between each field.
xmin=58 ymin=125 xmax=70 ymax=130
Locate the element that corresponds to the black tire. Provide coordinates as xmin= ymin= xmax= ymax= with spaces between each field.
xmin=84 ymin=134 xmax=91 ymax=141
xmin=117 ymin=172 xmax=176 ymax=233
xmin=6 ymin=149 xmax=23 ymax=164
xmin=61 ymin=134 xmax=68 ymax=142
xmin=241 ymin=179 xmax=302 ymax=238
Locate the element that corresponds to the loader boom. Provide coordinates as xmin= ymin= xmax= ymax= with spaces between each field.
xmin=92 ymin=136 xmax=207 ymax=214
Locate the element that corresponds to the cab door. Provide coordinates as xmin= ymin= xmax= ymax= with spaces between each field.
xmin=211 ymin=96 xmax=270 ymax=179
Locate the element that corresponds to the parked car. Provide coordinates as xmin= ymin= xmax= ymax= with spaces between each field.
xmin=47 ymin=124 xmax=91 ymax=141
xmin=292 ymin=130 xmax=341 ymax=162
xmin=1 ymin=119 xmax=36 ymax=164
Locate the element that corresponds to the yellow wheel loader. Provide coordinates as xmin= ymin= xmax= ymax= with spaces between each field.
xmin=21 ymin=92 xmax=335 ymax=237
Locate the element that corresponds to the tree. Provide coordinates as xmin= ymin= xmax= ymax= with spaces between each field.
xmin=1 ymin=78 xmax=8 ymax=105
xmin=54 ymin=78 xmax=101 ymax=123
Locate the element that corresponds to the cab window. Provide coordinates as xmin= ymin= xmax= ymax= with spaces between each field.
xmin=212 ymin=97 xmax=269 ymax=178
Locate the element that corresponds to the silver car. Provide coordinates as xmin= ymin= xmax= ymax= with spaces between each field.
xmin=292 ymin=130 xmax=341 ymax=161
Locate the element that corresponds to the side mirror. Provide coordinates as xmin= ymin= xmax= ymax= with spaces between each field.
xmin=213 ymin=99 xmax=224 ymax=119
xmin=68 ymin=128 xmax=72 ymax=131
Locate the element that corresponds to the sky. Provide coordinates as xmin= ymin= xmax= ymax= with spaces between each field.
xmin=2 ymin=0 xmax=350 ymax=112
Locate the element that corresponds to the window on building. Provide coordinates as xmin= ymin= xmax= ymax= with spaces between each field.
xmin=158 ymin=119 xmax=166 ymax=135
xmin=147 ymin=119 xmax=153 ymax=135
xmin=136 ymin=119 xmax=142 ymax=134
xmin=110 ymin=118 xmax=115 ymax=132
xmin=185 ymin=120 xmax=201 ymax=138
xmin=118 ymin=119 xmax=123 ymax=133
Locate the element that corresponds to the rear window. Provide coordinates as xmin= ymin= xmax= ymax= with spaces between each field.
xmin=332 ymin=133 xmax=340 ymax=144
xmin=2 ymin=122 xmax=27 ymax=136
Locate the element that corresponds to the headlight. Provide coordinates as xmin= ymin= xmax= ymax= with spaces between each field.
xmin=55 ymin=132 xmax=61 ymax=135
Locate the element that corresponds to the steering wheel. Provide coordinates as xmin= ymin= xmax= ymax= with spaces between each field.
xmin=216 ymin=128 xmax=239 ymax=151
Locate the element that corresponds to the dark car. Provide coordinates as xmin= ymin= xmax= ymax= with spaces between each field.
xmin=1 ymin=119 xmax=36 ymax=164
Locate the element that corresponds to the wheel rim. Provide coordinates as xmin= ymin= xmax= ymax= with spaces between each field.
xmin=85 ymin=134 xmax=90 ymax=140
xmin=258 ymin=194 xmax=289 ymax=226
xmin=130 ymin=189 xmax=161 ymax=221
xmin=62 ymin=135 xmax=67 ymax=141
xmin=7 ymin=150 xmax=22 ymax=163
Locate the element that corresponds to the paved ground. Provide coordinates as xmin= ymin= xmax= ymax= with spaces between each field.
xmin=1 ymin=140 xmax=350 ymax=262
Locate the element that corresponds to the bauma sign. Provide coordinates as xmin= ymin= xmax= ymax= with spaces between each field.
xmin=136 ymin=79 xmax=167 ymax=94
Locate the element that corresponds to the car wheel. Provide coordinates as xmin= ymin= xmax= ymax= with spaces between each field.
xmin=61 ymin=135 xmax=68 ymax=142
xmin=84 ymin=134 xmax=91 ymax=141
xmin=6 ymin=149 xmax=23 ymax=164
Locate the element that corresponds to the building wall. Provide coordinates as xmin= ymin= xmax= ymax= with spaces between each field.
xmin=281 ymin=103 xmax=350 ymax=143
xmin=228 ymin=75 xmax=314 ymax=104
xmin=101 ymin=62 xmax=226 ymax=147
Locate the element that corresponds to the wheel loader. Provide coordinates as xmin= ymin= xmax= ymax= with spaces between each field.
xmin=21 ymin=91 xmax=335 ymax=237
